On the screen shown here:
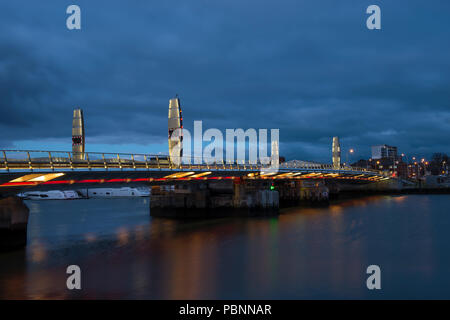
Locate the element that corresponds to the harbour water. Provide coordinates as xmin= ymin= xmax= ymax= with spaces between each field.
xmin=1 ymin=195 xmax=450 ymax=299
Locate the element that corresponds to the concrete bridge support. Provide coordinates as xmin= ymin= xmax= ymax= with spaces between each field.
xmin=150 ymin=179 xmax=279 ymax=218
xmin=0 ymin=196 xmax=29 ymax=251
xmin=278 ymin=180 xmax=329 ymax=207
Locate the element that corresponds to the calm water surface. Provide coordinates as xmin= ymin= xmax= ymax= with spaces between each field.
xmin=1 ymin=195 xmax=450 ymax=299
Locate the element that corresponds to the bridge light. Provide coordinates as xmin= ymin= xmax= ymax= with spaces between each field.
xmin=190 ymin=172 xmax=212 ymax=178
xmin=9 ymin=173 xmax=65 ymax=183
xmin=164 ymin=172 xmax=195 ymax=179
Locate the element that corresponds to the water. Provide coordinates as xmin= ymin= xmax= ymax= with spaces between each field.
xmin=1 ymin=195 xmax=450 ymax=299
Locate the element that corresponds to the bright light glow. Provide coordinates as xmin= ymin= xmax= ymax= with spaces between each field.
xmin=190 ymin=172 xmax=212 ymax=178
xmin=10 ymin=173 xmax=65 ymax=183
xmin=10 ymin=174 xmax=45 ymax=183
xmin=260 ymin=172 xmax=277 ymax=176
xmin=164 ymin=172 xmax=195 ymax=179
xmin=273 ymin=172 xmax=295 ymax=178
xmin=291 ymin=172 xmax=307 ymax=176
xmin=29 ymin=173 xmax=65 ymax=182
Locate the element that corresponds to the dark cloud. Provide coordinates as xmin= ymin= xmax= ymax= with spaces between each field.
xmin=0 ymin=0 xmax=449 ymax=162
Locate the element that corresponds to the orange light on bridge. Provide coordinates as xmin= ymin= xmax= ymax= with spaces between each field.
xmin=190 ymin=172 xmax=212 ymax=178
xmin=9 ymin=173 xmax=65 ymax=183
xmin=260 ymin=172 xmax=277 ymax=177
xmin=164 ymin=172 xmax=195 ymax=179
xmin=273 ymin=172 xmax=295 ymax=179
xmin=8 ymin=174 xmax=44 ymax=182
xmin=323 ymin=173 xmax=340 ymax=177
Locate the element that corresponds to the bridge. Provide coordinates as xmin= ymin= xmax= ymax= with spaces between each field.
xmin=0 ymin=98 xmax=393 ymax=250
xmin=0 ymin=150 xmax=387 ymax=190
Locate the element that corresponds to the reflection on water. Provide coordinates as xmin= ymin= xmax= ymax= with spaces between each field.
xmin=1 ymin=195 xmax=450 ymax=299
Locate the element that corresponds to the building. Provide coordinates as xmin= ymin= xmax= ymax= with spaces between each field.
xmin=72 ymin=108 xmax=85 ymax=160
xmin=168 ymin=96 xmax=183 ymax=163
xmin=371 ymin=144 xmax=398 ymax=160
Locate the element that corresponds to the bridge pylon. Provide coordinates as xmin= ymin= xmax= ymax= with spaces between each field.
xmin=168 ymin=96 xmax=183 ymax=163
xmin=72 ymin=108 xmax=85 ymax=160
xmin=332 ymin=136 xmax=341 ymax=169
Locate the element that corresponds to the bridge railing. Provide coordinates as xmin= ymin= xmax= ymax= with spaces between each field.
xmin=0 ymin=150 xmax=383 ymax=175
xmin=0 ymin=150 xmax=258 ymax=171
xmin=279 ymin=161 xmax=380 ymax=174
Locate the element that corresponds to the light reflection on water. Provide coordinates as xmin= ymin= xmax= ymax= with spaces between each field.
xmin=1 ymin=195 xmax=450 ymax=299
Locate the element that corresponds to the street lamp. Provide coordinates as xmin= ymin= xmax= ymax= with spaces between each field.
xmin=346 ymin=148 xmax=354 ymax=168
xmin=401 ymin=153 xmax=410 ymax=178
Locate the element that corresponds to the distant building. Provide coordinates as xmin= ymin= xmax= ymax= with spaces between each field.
xmin=371 ymin=144 xmax=398 ymax=160
xmin=396 ymin=162 xmax=408 ymax=179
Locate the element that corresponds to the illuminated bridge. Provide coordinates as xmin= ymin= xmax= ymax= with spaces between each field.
xmin=0 ymin=98 xmax=394 ymax=250
xmin=0 ymin=149 xmax=388 ymax=190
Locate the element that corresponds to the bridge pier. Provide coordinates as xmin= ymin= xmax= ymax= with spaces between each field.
xmin=150 ymin=179 xmax=279 ymax=218
xmin=0 ymin=196 xmax=29 ymax=251
xmin=278 ymin=180 xmax=329 ymax=207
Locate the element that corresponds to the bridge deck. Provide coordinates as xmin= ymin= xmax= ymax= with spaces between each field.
xmin=0 ymin=150 xmax=388 ymax=191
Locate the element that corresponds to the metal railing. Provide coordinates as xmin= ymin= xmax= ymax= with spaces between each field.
xmin=0 ymin=150 xmax=265 ymax=172
xmin=0 ymin=150 xmax=384 ymax=176
xmin=279 ymin=161 xmax=380 ymax=173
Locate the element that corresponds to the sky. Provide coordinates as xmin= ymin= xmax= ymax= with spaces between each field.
xmin=0 ymin=0 xmax=449 ymax=163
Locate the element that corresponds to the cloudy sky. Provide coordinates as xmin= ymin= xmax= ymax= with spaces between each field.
xmin=0 ymin=0 xmax=449 ymax=163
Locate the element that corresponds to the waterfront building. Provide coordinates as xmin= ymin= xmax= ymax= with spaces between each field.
xmin=371 ymin=144 xmax=398 ymax=160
